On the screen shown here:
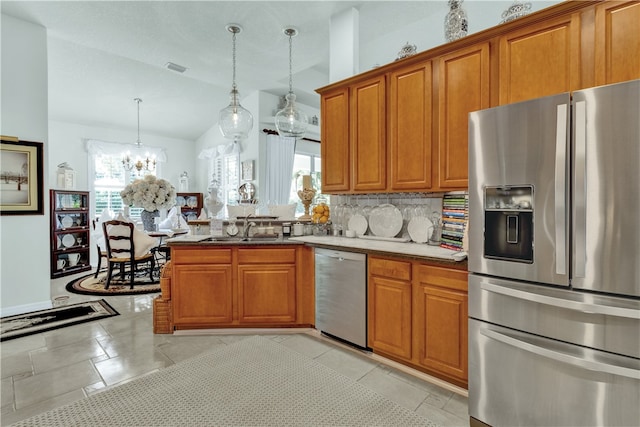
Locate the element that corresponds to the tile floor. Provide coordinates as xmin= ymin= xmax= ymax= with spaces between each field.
xmin=1 ymin=272 xmax=469 ymax=426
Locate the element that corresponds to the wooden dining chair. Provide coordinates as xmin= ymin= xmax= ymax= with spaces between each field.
xmin=92 ymin=219 xmax=108 ymax=278
xmin=102 ymin=220 xmax=155 ymax=289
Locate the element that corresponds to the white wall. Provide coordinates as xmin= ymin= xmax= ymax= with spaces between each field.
xmin=359 ymin=0 xmax=562 ymax=72
xmin=49 ymin=120 xmax=197 ymax=191
xmin=0 ymin=14 xmax=50 ymax=315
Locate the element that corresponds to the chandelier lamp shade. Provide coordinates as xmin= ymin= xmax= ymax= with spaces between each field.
xmin=275 ymin=27 xmax=308 ymax=139
xmin=122 ymin=98 xmax=156 ymax=173
xmin=219 ymin=24 xmax=254 ymax=141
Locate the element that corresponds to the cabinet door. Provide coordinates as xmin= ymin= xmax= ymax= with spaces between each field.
xmin=321 ymin=87 xmax=350 ymax=192
xmin=499 ymin=13 xmax=581 ymax=104
xmin=438 ymin=43 xmax=490 ymax=189
xmin=351 ymin=75 xmax=387 ymax=191
xmin=413 ymin=265 xmax=468 ymax=383
xmin=594 ymin=1 xmax=640 ymax=85
xmin=389 ymin=61 xmax=433 ymax=191
xmin=368 ymin=275 xmax=412 ymax=359
xmin=238 ymin=265 xmax=296 ymax=324
xmin=172 ymin=264 xmax=233 ymax=325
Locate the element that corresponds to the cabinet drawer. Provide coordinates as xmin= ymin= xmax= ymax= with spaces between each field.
xmin=414 ymin=264 xmax=468 ymax=291
xmin=172 ymin=248 xmax=232 ymax=264
xmin=369 ymin=257 xmax=411 ymax=281
xmin=238 ymin=247 xmax=296 ymax=264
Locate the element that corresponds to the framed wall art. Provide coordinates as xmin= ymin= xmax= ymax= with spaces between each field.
xmin=1 ymin=138 xmax=44 ymax=215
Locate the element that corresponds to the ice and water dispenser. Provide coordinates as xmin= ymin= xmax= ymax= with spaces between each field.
xmin=484 ymin=186 xmax=533 ymax=263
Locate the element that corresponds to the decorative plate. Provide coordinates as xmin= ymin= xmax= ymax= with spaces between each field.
xmin=348 ymin=214 xmax=368 ymax=236
xmin=60 ymin=215 xmax=74 ymax=228
xmin=176 ymin=196 xmax=186 ymax=207
xmin=408 ymin=216 xmax=433 ymax=244
xmin=368 ymin=204 xmax=403 ymax=238
xmin=61 ymin=234 xmax=76 ymax=248
xmin=187 ymin=196 xmax=198 ymax=208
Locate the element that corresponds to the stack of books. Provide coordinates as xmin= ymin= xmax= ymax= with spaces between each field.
xmin=440 ymin=193 xmax=468 ymax=251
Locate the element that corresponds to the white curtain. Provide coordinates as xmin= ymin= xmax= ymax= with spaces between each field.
xmin=85 ymin=139 xmax=167 ymax=162
xmin=263 ymin=135 xmax=296 ymax=205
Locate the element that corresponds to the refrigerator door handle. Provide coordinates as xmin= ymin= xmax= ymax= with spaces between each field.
xmin=554 ymin=104 xmax=568 ymax=275
xmin=480 ymin=281 xmax=640 ymax=319
xmin=480 ymin=327 xmax=640 ymax=379
xmin=573 ymin=100 xmax=587 ymax=278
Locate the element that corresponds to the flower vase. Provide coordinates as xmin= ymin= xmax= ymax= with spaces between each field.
xmin=140 ymin=210 xmax=159 ymax=232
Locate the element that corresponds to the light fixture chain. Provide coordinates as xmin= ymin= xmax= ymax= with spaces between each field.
xmin=232 ymin=30 xmax=237 ymax=90
xmin=288 ymin=33 xmax=293 ymax=94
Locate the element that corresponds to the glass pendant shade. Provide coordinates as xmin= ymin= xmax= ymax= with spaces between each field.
xmin=275 ymin=27 xmax=307 ymax=138
xmin=219 ymin=88 xmax=253 ymax=140
xmin=219 ymin=24 xmax=253 ymax=140
xmin=275 ymin=92 xmax=308 ymax=138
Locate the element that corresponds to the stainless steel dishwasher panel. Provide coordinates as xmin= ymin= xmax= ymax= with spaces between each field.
xmin=315 ymin=248 xmax=367 ymax=348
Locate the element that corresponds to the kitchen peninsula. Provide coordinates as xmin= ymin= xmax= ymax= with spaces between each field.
xmin=154 ymin=235 xmax=468 ymax=387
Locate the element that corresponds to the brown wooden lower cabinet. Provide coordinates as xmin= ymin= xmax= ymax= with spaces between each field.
xmin=368 ymin=256 xmax=468 ymax=388
xmin=167 ymin=245 xmax=313 ymax=329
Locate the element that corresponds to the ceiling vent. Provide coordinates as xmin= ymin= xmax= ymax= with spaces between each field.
xmin=165 ymin=62 xmax=187 ymax=73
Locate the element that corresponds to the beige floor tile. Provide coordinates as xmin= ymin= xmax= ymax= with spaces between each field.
xmin=357 ymin=366 xmax=430 ymax=411
xmin=1 ymin=388 xmax=86 ymax=426
xmin=97 ymin=330 xmax=168 ymax=358
xmin=156 ymin=335 xmax=227 ymax=363
xmin=313 ymin=348 xmax=377 ymax=380
xmin=1 ymin=353 xmax=33 ymax=379
xmin=93 ymin=351 xmax=172 ymax=386
xmin=0 ymin=334 xmax=46 ymax=357
xmin=43 ymin=321 xmax=110 ymax=349
xmin=444 ymin=392 xmax=469 ymax=419
xmin=416 ymin=402 xmax=470 ymax=427
xmin=30 ymin=338 xmax=106 ymax=374
xmin=1 ymin=377 xmax=14 ymax=410
xmin=13 ymin=360 xmax=100 ymax=409
xmin=278 ymin=334 xmax=334 ymax=358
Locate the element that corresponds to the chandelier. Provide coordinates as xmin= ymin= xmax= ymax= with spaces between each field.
xmin=275 ymin=27 xmax=308 ymax=138
xmin=122 ymin=98 xmax=156 ymax=173
xmin=219 ymin=24 xmax=253 ymax=140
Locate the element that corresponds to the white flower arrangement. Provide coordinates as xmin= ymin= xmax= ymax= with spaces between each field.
xmin=120 ymin=175 xmax=177 ymax=212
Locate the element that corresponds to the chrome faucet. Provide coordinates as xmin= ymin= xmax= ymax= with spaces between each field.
xmin=243 ymin=214 xmax=256 ymax=238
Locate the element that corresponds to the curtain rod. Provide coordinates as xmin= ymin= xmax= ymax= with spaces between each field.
xmin=262 ymin=128 xmax=320 ymax=143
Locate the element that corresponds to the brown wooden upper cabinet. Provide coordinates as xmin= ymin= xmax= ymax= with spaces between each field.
xmin=351 ymin=75 xmax=387 ymax=192
xmin=318 ymin=1 xmax=640 ymax=194
xmin=594 ymin=1 xmax=640 ymax=86
xmin=498 ymin=13 xmax=581 ymax=104
xmin=320 ymin=86 xmax=350 ymax=193
xmin=437 ymin=43 xmax=490 ymax=189
xmin=389 ymin=61 xmax=433 ymax=191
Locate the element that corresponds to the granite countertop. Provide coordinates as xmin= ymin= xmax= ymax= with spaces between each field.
xmin=288 ymin=235 xmax=467 ymax=264
xmin=166 ymin=233 xmax=467 ymax=265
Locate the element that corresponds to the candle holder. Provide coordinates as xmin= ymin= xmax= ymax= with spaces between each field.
xmin=297 ymin=187 xmax=316 ymax=220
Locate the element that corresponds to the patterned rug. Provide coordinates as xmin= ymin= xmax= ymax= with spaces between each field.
xmin=65 ymin=270 xmax=160 ymax=296
xmin=9 ymin=336 xmax=440 ymax=427
xmin=0 ymin=300 xmax=118 ymax=342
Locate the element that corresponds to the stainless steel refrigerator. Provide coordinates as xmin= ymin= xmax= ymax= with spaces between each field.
xmin=468 ymin=79 xmax=640 ymax=427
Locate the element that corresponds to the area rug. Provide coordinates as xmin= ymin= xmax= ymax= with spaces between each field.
xmin=0 ymin=300 xmax=118 ymax=342
xmin=65 ymin=270 xmax=160 ymax=296
xmin=9 ymin=336 xmax=440 ymax=427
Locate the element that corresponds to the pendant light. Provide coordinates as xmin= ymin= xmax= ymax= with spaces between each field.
xmin=275 ymin=27 xmax=308 ymax=138
xmin=122 ymin=98 xmax=156 ymax=173
xmin=219 ymin=24 xmax=253 ymax=140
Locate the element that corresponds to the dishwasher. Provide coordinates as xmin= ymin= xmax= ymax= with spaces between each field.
xmin=315 ymin=248 xmax=368 ymax=349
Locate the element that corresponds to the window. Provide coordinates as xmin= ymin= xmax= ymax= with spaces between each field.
xmin=90 ymin=153 xmax=157 ymax=220
xmin=289 ymin=152 xmax=323 ymax=214
xmin=209 ymin=149 xmax=240 ymax=206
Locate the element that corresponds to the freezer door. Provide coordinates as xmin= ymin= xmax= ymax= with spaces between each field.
xmin=469 ymin=93 xmax=570 ymax=286
xmin=468 ymin=273 xmax=640 ymax=358
xmin=572 ymin=79 xmax=640 ymax=298
xmin=469 ymin=319 xmax=640 ymax=427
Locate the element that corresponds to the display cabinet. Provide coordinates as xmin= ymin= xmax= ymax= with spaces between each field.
xmin=176 ymin=192 xmax=203 ymax=220
xmin=50 ymin=190 xmax=92 ymax=278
